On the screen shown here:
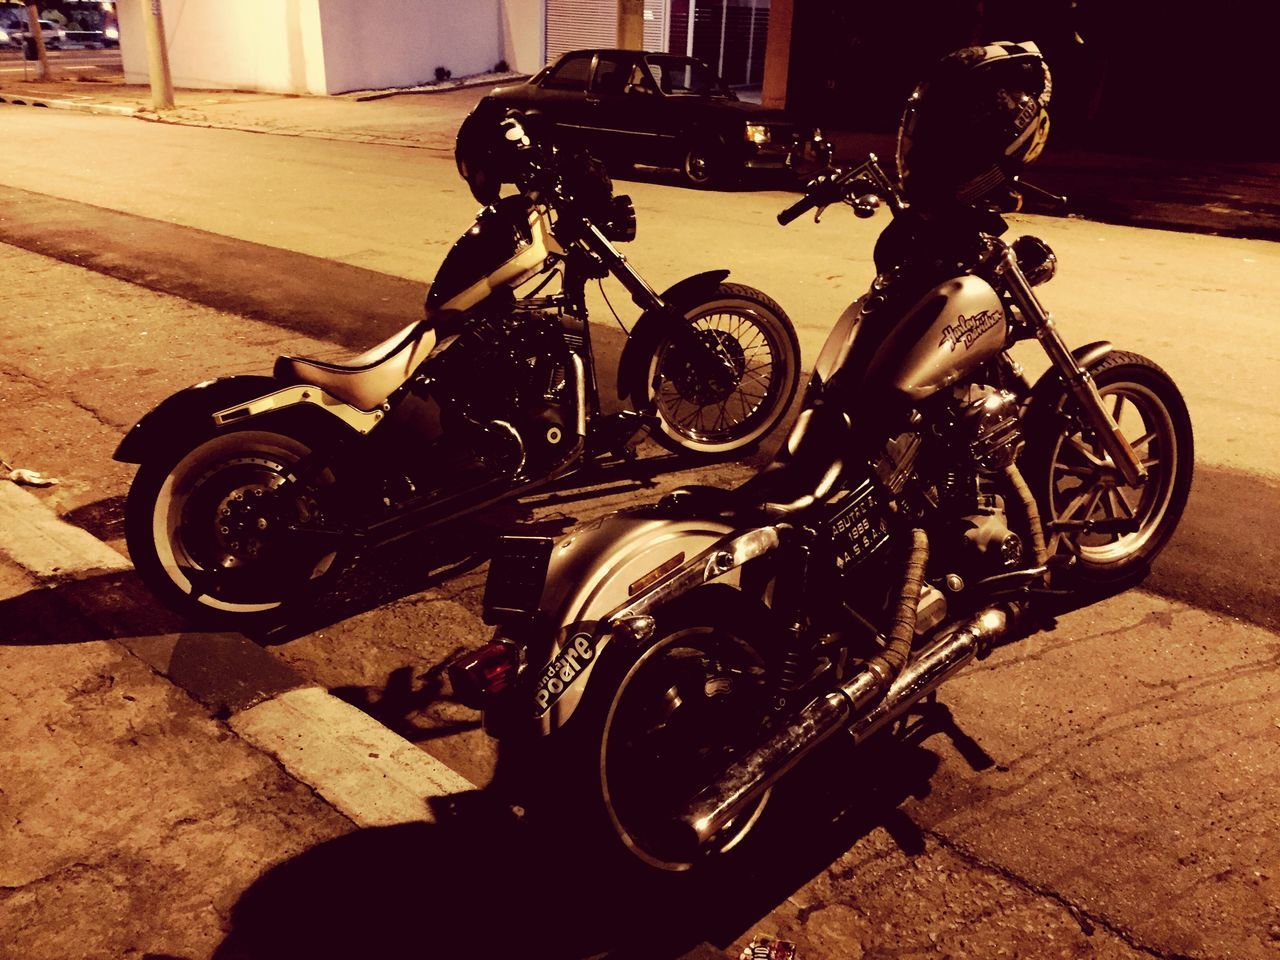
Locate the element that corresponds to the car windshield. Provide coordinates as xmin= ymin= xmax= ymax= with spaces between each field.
xmin=642 ymin=56 xmax=734 ymax=98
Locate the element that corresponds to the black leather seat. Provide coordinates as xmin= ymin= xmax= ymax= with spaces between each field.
xmin=664 ymin=403 xmax=854 ymax=521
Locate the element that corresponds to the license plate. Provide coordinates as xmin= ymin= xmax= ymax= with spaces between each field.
xmin=824 ymin=480 xmax=889 ymax=574
xmin=483 ymin=535 xmax=553 ymax=623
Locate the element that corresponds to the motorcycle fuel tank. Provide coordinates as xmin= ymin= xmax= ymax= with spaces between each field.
xmin=426 ymin=195 xmax=561 ymax=313
xmin=867 ymin=274 xmax=1007 ymax=401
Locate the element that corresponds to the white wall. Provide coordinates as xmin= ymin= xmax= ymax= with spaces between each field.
xmin=317 ymin=0 xmax=501 ymax=94
xmin=118 ymin=0 xmax=537 ymax=97
xmin=499 ymin=0 xmax=545 ymax=76
xmin=120 ymin=0 xmax=328 ymax=95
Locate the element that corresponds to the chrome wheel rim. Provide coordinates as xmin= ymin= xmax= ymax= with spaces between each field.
xmin=652 ymin=305 xmax=786 ymax=446
xmin=600 ymin=627 xmax=771 ymax=871
xmin=1045 ymin=381 xmax=1179 ymax=565
xmin=152 ymin=432 xmax=336 ymax=612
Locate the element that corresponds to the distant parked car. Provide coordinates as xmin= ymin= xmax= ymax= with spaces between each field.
xmin=10 ymin=19 xmax=68 ymax=50
xmin=483 ymin=49 xmax=832 ymax=188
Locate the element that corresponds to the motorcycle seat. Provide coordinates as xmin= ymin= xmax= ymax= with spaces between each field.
xmin=736 ymin=403 xmax=853 ymax=519
xmin=664 ymin=404 xmax=853 ymax=521
xmin=274 ymin=319 xmax=437 ymax=411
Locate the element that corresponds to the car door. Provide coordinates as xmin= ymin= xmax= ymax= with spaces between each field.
xmin=531 ymin=51 xmax=600 ymax=153
xmin=584 ymin=53 xmax=671 ymax=167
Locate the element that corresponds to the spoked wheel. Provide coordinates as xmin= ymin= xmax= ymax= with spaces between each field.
xmin=1022 ymin=351 xmax=1193 ymax=587
xmin=589 ymin=588 xmax=775 ymax=873
xmin=125 ymin=428 xmax=347 ymax=626
xmin=644 ymin=283 xmax=800 ymax=458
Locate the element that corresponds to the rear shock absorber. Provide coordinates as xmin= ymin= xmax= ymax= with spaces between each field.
xmin=772 ymin=538 xmax=813 ymax=700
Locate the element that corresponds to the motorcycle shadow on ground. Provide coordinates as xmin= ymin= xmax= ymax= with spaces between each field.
xmin=210 ymin=703 xmax=988 ymax=960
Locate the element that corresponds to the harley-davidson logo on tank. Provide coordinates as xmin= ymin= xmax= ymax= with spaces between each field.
xmin=939 ymin=309 xmax=1002 ymax=351
xmin=886 ymin=275 xmax=1008 ymax=400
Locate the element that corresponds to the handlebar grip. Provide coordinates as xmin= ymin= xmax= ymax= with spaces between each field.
xmin=777 ymin=193 xmax=819 ymax=226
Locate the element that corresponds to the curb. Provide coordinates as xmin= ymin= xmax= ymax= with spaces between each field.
xmin=0 ymin=479 xmax=476 ymax=827
xmin=0 ymin=89 xmax=137 ymax=116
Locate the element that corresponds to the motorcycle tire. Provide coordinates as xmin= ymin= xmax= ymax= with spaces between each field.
xmin=550 ymin=584 xmax=778 ymax=876
xmin=642 ymin=283 xmax=800 ymax=458
xmin=1019 ymin=351 xmax=1194 ymax=589
xmin=125 ymin=425 xmax=348 ymax=628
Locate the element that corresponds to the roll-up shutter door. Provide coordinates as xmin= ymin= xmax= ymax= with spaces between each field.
xmin=545 ymin=1 xmax=669 ymax=68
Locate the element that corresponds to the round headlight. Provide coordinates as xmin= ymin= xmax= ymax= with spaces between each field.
xmin=1012 ymin=235 xmax=1057 ymax=287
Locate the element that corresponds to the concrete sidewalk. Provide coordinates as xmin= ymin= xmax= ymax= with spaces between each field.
xmin=3 ymin=72 xmax=1280 ymax=243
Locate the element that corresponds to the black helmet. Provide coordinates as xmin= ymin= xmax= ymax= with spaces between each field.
xmin=896 ymin=41 xmax=1052 ymax=211
xmin=455 ymin=106 xmax=538 ymax=204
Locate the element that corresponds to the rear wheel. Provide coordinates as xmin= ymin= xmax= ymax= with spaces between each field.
xmin=1021 ymin=351 xmax=1193 ymax=587
xmin=566 ymin=587 xmax=777 ymax=874
xmin=643 ymin=283 xmax=800 ymax=458
xmin=125 ymin=427 xmax=348 ymax=627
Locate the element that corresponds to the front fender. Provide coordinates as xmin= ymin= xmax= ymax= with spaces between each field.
xmin=114 ymin=376 xmax=280 ymax=463
xmin=616 ymin=269 xmax=731 ymax=401
xmin=525 ymin=509 xmax=737 ymax=735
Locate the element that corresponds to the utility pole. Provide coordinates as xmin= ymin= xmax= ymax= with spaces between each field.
xmin=617 ymin=0 xmax=644 ymax=50
xmin=139 ymin=0 xmax=174 ymax=110
xmin=24 ymin=2 xmax=53 ymax=80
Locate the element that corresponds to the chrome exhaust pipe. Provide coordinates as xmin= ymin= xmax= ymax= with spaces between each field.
xmin=672 ymin=604 xmax=1015 ymax=854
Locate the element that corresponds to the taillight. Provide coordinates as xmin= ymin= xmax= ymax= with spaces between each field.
xmin=448 ymin=641 xmax=520 ymax=709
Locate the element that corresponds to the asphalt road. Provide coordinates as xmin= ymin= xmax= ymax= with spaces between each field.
xmin=0 ymin=45 xmax=120 ymax=77
xmin=2 ymin=105 xmax=1279 ymax=958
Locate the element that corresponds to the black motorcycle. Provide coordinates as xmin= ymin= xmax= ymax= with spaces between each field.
xmin=115 ymin=111 xmax=800 ymax=626
xmin=457 ymin=45 xmax=1194 ymax=875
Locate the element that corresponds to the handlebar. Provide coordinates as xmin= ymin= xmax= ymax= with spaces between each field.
xmin=777 ymin=192 xmax=821 ymax=226
xmin=777 ymin=157 xmax=900 ymax=227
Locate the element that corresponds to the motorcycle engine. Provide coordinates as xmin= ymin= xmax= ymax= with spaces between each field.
xmin=429 ymin=308 xmax=577 ymax=474
xmin=877 ymin=384 xmax=1026 ymax=584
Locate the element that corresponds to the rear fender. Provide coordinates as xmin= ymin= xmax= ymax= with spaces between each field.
xmin=114 ymin=376 xmax=376 ymax=464
xmin=521 ymin=509 xmax=785 ymax=735
xmin=616 ymin=269 xmax=731 ymax=402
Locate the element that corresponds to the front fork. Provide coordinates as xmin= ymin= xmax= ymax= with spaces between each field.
xmin=998 ymin=248 xmax=1147 ymax=487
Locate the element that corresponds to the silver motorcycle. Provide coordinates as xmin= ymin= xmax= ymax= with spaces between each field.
xmin=455 ymin=147 xmax=1193 ymax=873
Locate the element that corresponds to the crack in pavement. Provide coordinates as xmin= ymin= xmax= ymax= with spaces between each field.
xmin=921 ymin=826 xmax=1201 ymax=960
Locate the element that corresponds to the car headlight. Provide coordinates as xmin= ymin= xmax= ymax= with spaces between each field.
xmin=0 ymin=30 xmax=9 ymax=43
xmin=105 ymin=26 xmax=118 ymax=39
xmin=745 ymin=123 xmax=771 ymax=145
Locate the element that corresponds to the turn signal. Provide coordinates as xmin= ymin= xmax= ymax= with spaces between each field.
xmin=448 ymin=641 xmax=520 ymax=709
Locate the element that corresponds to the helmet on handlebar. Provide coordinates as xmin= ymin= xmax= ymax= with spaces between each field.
xmin=455 ymin=105 xmax=539 ymax=204
xmin=896 ymin=41 xmax=1052 ymax=212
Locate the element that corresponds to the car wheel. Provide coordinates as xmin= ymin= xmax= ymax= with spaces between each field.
xmin=681 ymin=136 xmax=728 ymax=189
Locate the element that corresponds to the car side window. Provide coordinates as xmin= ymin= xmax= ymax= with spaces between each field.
xmin=591 ymin=56 xmax=629 ymax=96
xmin=542 ymin=54 xmax=594 ymax=92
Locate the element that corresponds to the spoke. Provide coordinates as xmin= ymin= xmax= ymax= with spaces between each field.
xmin=1066 ymin=435 xmax=1108 ymax=469
xmin=1055 ymin=462 xmax=1095 ymax=479
xmin=1110 ymin=394 xmax=1126 ymax=422
xmin=1130 ymin=430 xmax=1157 ymax=450
xmin=1110 ymin=486 xmax=1137 ymax=518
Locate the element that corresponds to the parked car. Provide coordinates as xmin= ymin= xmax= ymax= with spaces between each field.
xmin=482 ymin=49 xmax=832 ymax=188
xmin=8 ymin=19 xmax=68 ymax=50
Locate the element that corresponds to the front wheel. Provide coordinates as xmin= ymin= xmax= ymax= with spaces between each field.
xmin=643 ymin=283 xmax=800 ymax=458
xmin=125 ymin=427 xmax=349 ymax=627
xmin=1020 ymin=351 xmax=1194 ymax=588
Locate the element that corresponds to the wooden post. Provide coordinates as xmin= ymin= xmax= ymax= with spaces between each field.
xmin=761 ymin=0 xmax=793 ymax=109
xmin=139 ymin=0 xmax=175 ymax=110
xmin=24 ymin=3 xmax=53 ymax=80
xmin=617 ymin=0 xmax=644 ymax=50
